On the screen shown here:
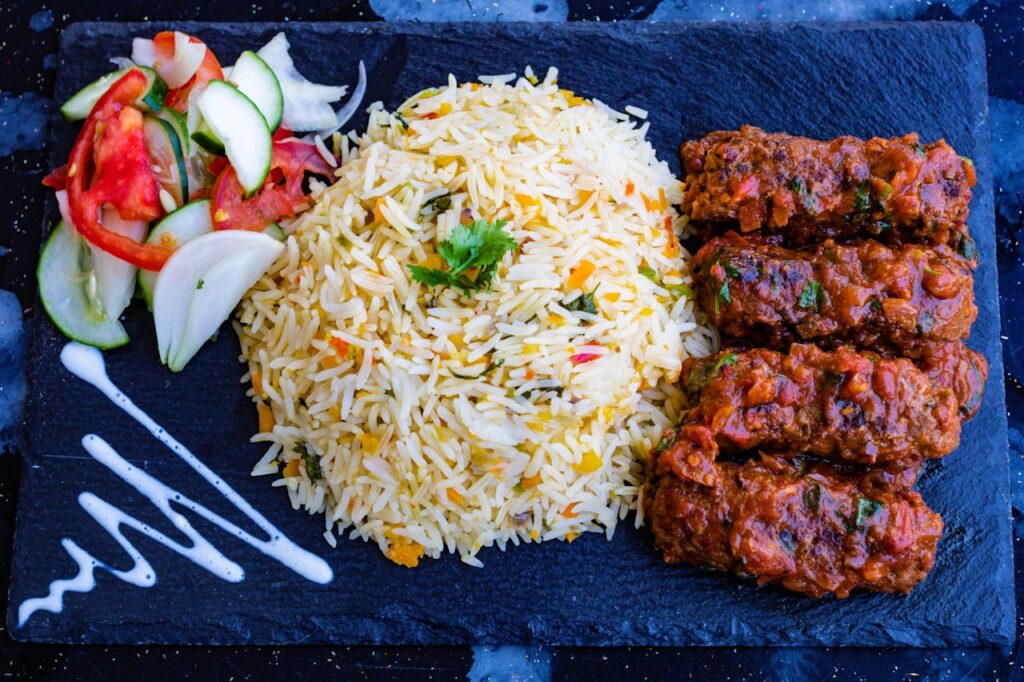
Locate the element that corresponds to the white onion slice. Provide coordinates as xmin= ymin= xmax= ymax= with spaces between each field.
xmin=315 ymin=60 xmax=367 ymax=139
xmin=157 ymin=32 xmax=206 ymax=89
xmin=257 ymin=32 xmax=348 ymax=131
xmin=131 ymin=38 xmax=157 ymax=67
xmin=109 ymin=56 xmax=136 ymax=71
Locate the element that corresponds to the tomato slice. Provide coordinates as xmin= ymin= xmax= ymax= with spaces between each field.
xmin=210 ymin=140 xmax=334 ymax=232
xmin=43 ymin=164 xmax=67 ymax=190
xmin=154 ymin=31 xmax=224 ymax=113
xmin=64 ymin=69 xmax=173 ymax=271
xmin=272 ymin=127 xmax=295 ymax=142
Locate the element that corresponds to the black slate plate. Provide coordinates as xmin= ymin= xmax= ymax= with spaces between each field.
xmin=7 ymin=21 xmax=1014 ymax=646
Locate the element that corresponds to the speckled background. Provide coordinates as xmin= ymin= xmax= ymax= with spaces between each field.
xmin=0 ymin=1 xmax=1021 ymax=680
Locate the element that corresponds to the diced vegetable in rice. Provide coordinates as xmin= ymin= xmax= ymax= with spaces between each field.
xmin=235 ymin=68 xmax=716 ymax=567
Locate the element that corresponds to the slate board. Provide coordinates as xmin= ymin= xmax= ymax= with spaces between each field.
xmin=7 ymin=21 xmax=1014 ymax=646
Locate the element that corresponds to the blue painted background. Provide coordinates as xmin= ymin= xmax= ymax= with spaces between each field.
xmin=0 ymin=1 xmax=1021 ymax=679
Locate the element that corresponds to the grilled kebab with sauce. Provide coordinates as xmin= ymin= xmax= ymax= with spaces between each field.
xmin=644 ymin=454 xmax=944 ymax=598
xmin=650 ymin=126 xmax=987 ymax=598
xmin=679 ymin=125 xmax=977 ymax=261
xmin=652 ymin=344 xmax=961 ymax=487
xmin=691 ymin=231 xmax=977 ymax=352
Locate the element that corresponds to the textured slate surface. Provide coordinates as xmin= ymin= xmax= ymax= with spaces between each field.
xmin=7 ymin=21 xmax=1014 ymax=646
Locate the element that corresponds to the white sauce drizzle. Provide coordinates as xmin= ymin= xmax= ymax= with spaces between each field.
xmin=17 ymin=342 xmax=333 ymax=627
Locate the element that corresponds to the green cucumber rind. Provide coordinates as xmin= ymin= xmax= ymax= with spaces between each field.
xmin=144 ymin=115 xmax=189 ymax=206
xmin=37 ymin=221 xmax=130 ymax=349
xmin=60 ymin=70 xmax=125 ymax=121
xmin=139 ymin=67 xmax=169 ymax=113
xmin=60 ymin=66 xmax=167 ymax=121
xmin=262 ymin=223 xmax=286 ymax=240
xmin=157 ymin=108 xmax=191 ymax=156
xmin=191 ymin=124 xmax=226 ymax=156
xmin=197 ymin=80 xmax=272 ymax=197
xmin=231 ymin=51 xmax=284 ymax=132
xmin=139 ymin=200 xmax=215 ymax=309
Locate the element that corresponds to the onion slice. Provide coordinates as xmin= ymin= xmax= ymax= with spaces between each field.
xmin=131 ymin=38 xmax=157 ymax=67
xmin=158 ymin=32 xmax=207 ymax=89
xmin=256 ymin=32 xmax=348 ymax=131
xmin=131 ymin=32 xmax=206 ymax=88
xmin=315 ymin=60 xmax=367 ymax=139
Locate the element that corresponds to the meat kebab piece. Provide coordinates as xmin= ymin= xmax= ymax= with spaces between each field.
xmin=654 ymin=344 xmax=961 ymax=487
xmin=679 ymin=125 xmax=977 ymax=259
xmin=902 ymin=340 xmax=988 ymax=420
xmin=691 ymin=232 xmax=977 ymax=352
xmin=644 ymin=455 xmax=944 ymax=598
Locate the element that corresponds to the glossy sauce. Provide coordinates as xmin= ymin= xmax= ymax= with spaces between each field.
xmin=17 ymin=343 xmax=333 ymax=627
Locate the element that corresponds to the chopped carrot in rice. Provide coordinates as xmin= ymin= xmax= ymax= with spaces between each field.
xmin=387 ymin=540 xmax=425 ymax=568
xmin=520 ymin=474 xmax=542 ymax=489
xmin=567 ymin=260 xmax=595 ymax=290
xmin=257 ymin=402 xmax=274 ymax=432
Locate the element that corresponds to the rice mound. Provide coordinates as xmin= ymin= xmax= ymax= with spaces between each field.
xmin=235 ymin=68 xmax=715 ymax=567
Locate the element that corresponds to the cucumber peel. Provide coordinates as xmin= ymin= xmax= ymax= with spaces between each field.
xmin=230 ymin=50 xmax=284 ymax=131
xmin=196 ymin=80 xmax=272 ymax=196
xmin=138 ymin=199 xmax=215 ymax=309
xmin=60 ymin=66 xmax=167 ymax=121
xmin=37 ymin=221 xmax=130 ymax=349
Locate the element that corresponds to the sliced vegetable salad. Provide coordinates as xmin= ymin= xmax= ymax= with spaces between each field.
xmin=38 ymin=31 xmax=365 ymax=370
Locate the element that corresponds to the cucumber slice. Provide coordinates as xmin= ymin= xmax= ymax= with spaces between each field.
xmin=139 ymin=67 xmax=170 ymax=113
xmin=186 ymin=146 xmax=219 ymax=199
xmin=262 ymin=223 xmax=285 ymax=240
xmin=152 ymin=230 xmax=283 ymax=371
xmin=196 ymin=80 xmax=272 ymax=195
xmin=191 ymin=121 xmax=225 ymax=156
xmin=37 ymin=221 xmax=129 ymax=349
xmin=139 ymin=199 xmax=214 ymax=309
xmin=229 ymin=51 xmax=283 ymax=132
xmin=60 ymin=66 xmax=167 ymax=121
xmin=157 ymin=108 xmax=191 ymax=156
xmin=143 ymin=115 xmax=189 ymax=207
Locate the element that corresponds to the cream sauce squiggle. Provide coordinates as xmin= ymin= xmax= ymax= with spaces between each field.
xmin=17 ymin=342 xmax=333 ymax=627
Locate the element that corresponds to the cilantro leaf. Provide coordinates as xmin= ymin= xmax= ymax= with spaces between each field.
xmin=295 ymin=441 xmax=323 ymax=481
xmin=788 ymin=176 xmax=818 ymax=212
xmin=854 ymin=180 xmax=872 ymax=213
xmin=854 ymin=497 xmax=883 ymax=529
xmin=639 ymin=265 xmax=693 ymax=300
xmin=420 ymin=191 xmax=452 ymax=217
xmin=797 ymin=279 xmax=821 ymax=310
xmin=718 ymin=279 xmax=731 ymax=304
xmin=408 ymin=265 xmax=458 ymax=288
xmin=638 ymin=266 xmax=658 ymax=282
xmin=451 ymin=358 xmax=505 ymax=380
xmin=683 ymin=352 xmax=738 ymax=397
xmin=439 ymin=220 xmax=517 ymax=276
xmin=668 ymin=282 xmax=693 ymax=299
xmin=710 ymin=352 xmax=738 ymax=376
xmin=565 ymin=287 xmax=598 ymax=317
xmin=409 ymin=219 xmax=517 ymax=294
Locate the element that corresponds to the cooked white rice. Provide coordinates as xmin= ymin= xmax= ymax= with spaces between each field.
xmin=235 ymin=68 xmax=716 ymax=567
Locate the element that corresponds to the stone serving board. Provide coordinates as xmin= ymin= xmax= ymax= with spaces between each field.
xmin=7 ymin=21 xmax=1014 ymax=645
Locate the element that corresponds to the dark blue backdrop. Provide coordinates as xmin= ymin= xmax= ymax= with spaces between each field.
xmin=0 ymin=1 xmax=1021 ymax=679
